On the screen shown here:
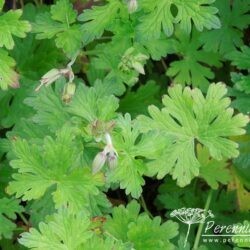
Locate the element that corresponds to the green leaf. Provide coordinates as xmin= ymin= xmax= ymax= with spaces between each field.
xmin=156 ymin=177 xmax=201 ymax=210
xmin=0 ymin=0 xmax=4 ymax=12
xmin=166 ymin=29 xmax=222 ymax=90
xmin=108 ymin=114 xmax=166 ymax=198
xmin=229 ymin=88 xmax=250 ymax=115
xmin=7 ymin=126 xmax=105 ymax=213
xmin=137 ymin=0 xmax=220 ymax=39
xmin=33 ymin=12 xmax=65 ymax=39
xmin=54 ymin=24 xmax=82 ymax=56
xmin=0 ymin=78 xmax=34 ymax=128
xmin=0 ymin=9 xmax=31 ymax=50
xmin=92 ymin=38 xmax=144 ymax=88
xmin=234 ymin=139 xmax=250 ymax=187
xmin=50 ymin=0 xmax=77 ymax=24
xmin=104 ymin=200 xmax=141 ymax=242
xmin=231 ymin=73 xmax=250 ymax=95
xmin=33 ymin=0 xmax=82 ymax=56
xmin=138 ymin=37 xmax=175 ymax=60
xmin=137 ymin=83 xmax=249 ymax=186
xmin=26 ymin=190 xmax=55 ymax=227
xmin=198 ymin=144 xmax=231 ymax=189
xmin=127 ymin=216 xmax=178 ymax=250
xmin=84 ymin=235 xmax=131 ymax=250
xmin=201 ymin=0 xmax=250 ymax=54
xmin=104 ymin=201 xmax=178 ymax=249
xmin=0 ymin=197 xmax=24 ymax=239
xmin=226 ymin=46 xmax=250 ymax=70
xmin=67 ymin=84 xmax=119 ymax=124
xmin=79 ymin=0 xmax=123 ymax=44
xmin=24 ymin=84 xmax=70 ymax=132
xmin=119 ymin=81 xmax=161 ymax=118
xmin=19 ymin=210 xmax=92 ymax=249
xmin=232 ymin=221 xmax=250 ymax=248
xmin=0 ymin=48 xmax=19 ymax=90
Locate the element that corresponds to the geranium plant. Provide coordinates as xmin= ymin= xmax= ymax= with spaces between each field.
xmin=0 ymin=0 xmax=249 ymax=249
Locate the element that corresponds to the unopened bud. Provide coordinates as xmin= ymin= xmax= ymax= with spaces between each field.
xmin=36 ymin=68 xmax=75 ymax=92
xmin=128 ymin=0 xmax=138 ymax=13
xmin=36 ymin=68 xmax=61 ymax=91
xmin=132 ymin=61 xmax=145 ymax=74
xmin=92 ymin=151 xmax=106 ymax=174
xmin=62 ymin=82 xmax=76 ymax=103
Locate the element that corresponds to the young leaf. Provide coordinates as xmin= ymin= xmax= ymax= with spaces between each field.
xmin=0 ymin=197 xmax=24 ymax=239
xmin=0 ymin=9 xmax=31 ymax=50
xmin=137 ymin=83 xmax=249 ymax=186
xmin=201 ymin=0 xmax=250 ymax=54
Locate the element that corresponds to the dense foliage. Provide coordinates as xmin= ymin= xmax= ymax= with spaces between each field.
xmin=0 ymin=0 xmax=249 ymax=249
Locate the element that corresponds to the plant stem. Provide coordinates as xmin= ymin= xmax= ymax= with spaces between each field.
xmin=192 ymin=189 xmax=213 ymax=250
xmin=14 ymin=227 xmax=26 ymax=232
xmin=20 ymin=0 xmax=24 ymax=8
xmin=13 ymin=0 xmax=16 ymax=9
xmin=33 ymin=0 xmax=39 ymax=6
xmin=18 ymin=212 xmax=29 ymax=227
xmin=184 ymin=223 xmax=191 ymax=247
xmin=82 ymin=50 xmax=100 ymax=56
xmin=140 ymin=195 xmax=153 ymax=219
xmin=161 ymin=59 xmax=167 ymax=71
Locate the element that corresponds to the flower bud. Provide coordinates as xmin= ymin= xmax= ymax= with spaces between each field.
xmin=92 ymin=151 xmax=106 ymax=174
xmin=36 ymin=68 xmax=61 ymax=91
xmin=62 ymin=82 xmax=76 ymax=103
xmin=128 ymin=0 xmax=138 ymax=13
xmin=132 ymin=61 xmax=145 ymax=74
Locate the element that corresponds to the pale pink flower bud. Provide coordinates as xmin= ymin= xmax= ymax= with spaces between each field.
xmin=92 ymin=151 xmax=107 ymax=174
xmin=128 ymin=0 xmax=138 ymax=13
